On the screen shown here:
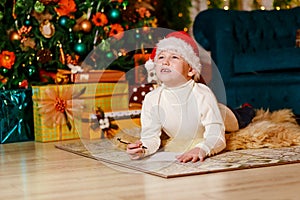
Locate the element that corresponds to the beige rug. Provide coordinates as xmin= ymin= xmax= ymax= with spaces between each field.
xmin=55 ymin=109 xmax=300 ymax=178
xmin=55 ymin=139 xmax=300 ymax=178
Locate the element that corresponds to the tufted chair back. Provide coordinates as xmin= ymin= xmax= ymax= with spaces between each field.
xmin=233 ymin=10 xmax=300 ymax=52
xmin=193 ymin=7 xmax=300 ymax=83
xmin=193 ymin=7 xmax=300 ymax=114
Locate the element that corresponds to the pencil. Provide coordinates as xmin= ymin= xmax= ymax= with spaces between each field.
xmin=117 ymin=138 xmax=147 ymax=149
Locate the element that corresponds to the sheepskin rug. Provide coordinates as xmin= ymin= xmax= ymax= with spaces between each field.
xmin=225 ymin=109 xmax=300 ymax=151
xmin=112 ymin=109 xmax=300 ymax=151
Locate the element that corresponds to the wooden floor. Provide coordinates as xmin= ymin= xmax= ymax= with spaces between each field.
xmin=1 ymin=141 xmax=300 ymax=200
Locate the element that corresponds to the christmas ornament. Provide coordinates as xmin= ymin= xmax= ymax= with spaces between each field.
xmin=20 ymin=38 xmax=36 ymax=51
xmin=0 ymin=74 xmax=7 ymax=84
xmin=31 ymin=9 xmax=53 ymax=23
xmin=69 ymin=18 xmax=76 ymax=27
xmin=55 ymin=69 xmax=71 ymax=84
xmin=36 ymin=48 xmax=53 ymax=64
xmin=92 ymin=12 xmax=108 ymax=27
xmin=106 ymin=52 xmax=114 ymax=59
xmin=135 ymin=33 xmax=141 ymax=39
xmin=74 ymin=41 xmax=87 ymax=55
xmin=72 ymin=14 xmax=86 ymax=32
xmin=18 ymin=25 xmax=32 ymax=43
xmin=0 ymin=67 xmax=9 ymax=75
xmin=0 ymin=51 xmax=16 ymax=69
xmin=19 ymin=79 xmax=29 ymax=89
xmin=34 ymin=1 xmax=46 ymax=13
xmin=58 ymin=16 xmax=69 ymax=28
xmin=26 ymin=65 xmax=38 ymax=77
xmin=57 ymin=41 xmax=65 ymax=64
xmin=80 ymin=19 xmax=92 ymax=33
xmin=18 ymin=25 xmax=32 ymax=35
xmin=24 ymin=15 xmax=32 ymax=26
xmin=122 ymin=0 xmax=128 ymax=9
xmin=66 ymin=54 xmax=80 ymax=65
xmin=9 ymin=31 xmax=21 ymax=41
xmin=39 ymin=20 xmax=55 ymax=38
xmin=107 ymin=8 xmax=121 ymax=22
xmin=109 ymin=24 xmax=124 ymax=40
xmin=142 ymin=26 xmax=150 ymax=33
xmin=99 ymin=40 xmax=110 ymax=51
xmin=55 ymin=0 xmax=77 ymax=17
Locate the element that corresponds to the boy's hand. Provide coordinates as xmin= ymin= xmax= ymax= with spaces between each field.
xmin=126 ymin=140 xmax=145 ymax=160
xmin=176 ymin=147 xmax=206 ymax=163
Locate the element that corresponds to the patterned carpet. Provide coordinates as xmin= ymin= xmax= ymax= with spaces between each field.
xmin=55 ymin=139 xmax=300 ymax=178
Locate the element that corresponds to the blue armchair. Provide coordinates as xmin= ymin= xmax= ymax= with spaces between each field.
xmin=193 ymin=7 xmax=300 ymax=114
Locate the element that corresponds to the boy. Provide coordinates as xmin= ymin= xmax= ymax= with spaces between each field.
xmin=127 ymin=31 xmax=253 ymax=163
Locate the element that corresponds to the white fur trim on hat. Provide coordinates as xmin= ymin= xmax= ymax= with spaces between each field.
xmin=155 ymin=37 xmax=202 ymax=74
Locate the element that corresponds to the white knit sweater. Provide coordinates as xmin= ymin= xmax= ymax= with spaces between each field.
xmin=140 ymin=80 xmax=226 ymax=157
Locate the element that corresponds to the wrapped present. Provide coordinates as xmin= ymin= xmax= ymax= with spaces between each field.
xmin=32 ymin=82 xmax=129 ymax=142
xmin=75 ymin=82 xmax=129 ymax=112
xmin=81 ymin=109 xmax=141 ymax=140
xmin=129 ymin=83 xmax=156 ymax=108
xmin=71 ymin=70 xmax=126 ymax=83
xmin=0 ymin=89 xmax=34 ymax=143
xmin=32 ymin=85 xmax=84 ymax=142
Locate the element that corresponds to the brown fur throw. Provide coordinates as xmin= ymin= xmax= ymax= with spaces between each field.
xmin=225 ymin=109 xmax=300 ymax=150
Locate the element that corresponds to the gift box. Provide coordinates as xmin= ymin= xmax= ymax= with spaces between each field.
xmin=0 ymin=89 xmax=34 ymax=143
xmin=71 ymin=70 xmax=126 ymax=83
xmin=32 ymin=82 xmax=129 ymax=142
xmin=81 ymin=109 xmax=141 ymax=140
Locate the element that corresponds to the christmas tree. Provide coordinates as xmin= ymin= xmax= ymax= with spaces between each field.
xmin=0 ymin=0 xmax=158 ymax=89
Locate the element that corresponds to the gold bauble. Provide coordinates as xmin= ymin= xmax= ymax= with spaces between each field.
xmin=55 ymin=69 xmax=71 ymax=84
xmin=9 ymin=31 xmax=21 ymax=41
xmin=80 ymin=19 xmax=92 ymax=33
xmin=39 ymin=20 xmax=55 ymax=38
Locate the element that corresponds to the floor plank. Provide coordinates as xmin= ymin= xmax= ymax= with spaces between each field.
xmin=1 ymin=141 xmax=300 ymax=200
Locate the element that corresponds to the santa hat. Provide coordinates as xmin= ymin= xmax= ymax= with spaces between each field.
xmin=145 ymin=31 xmax=202 ymax=83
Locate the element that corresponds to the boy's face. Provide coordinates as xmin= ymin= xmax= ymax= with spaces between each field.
xmin=154 ymin=51 xmax=195 ymax=87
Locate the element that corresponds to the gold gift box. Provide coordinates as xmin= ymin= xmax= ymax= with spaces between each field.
xmin=32 ymin=82 xmax=129 ymax=142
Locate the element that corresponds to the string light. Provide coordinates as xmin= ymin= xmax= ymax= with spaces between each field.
xmin=223 ymin=0 xmax=229 ymax=10
xmin=205 ymin=0 xmax=299 ymax=10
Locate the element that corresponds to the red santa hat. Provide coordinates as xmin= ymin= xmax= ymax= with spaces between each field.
xmin=145 ymin=31 xmax=202 ymax=83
